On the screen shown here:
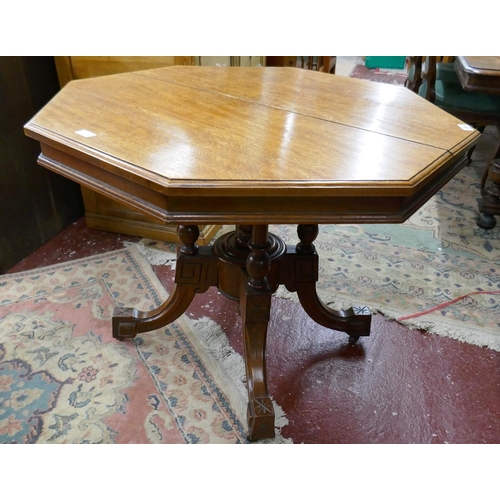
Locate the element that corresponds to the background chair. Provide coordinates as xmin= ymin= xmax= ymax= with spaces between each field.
xmin=417 ymin=57 xmax=500 ymax=128
xmin=412 ymin=56 xmax=500 ymax=229
xmin=405 ymin=56 xmax=458 ymax=92
xmin=408 ymin=57 xmax=500 ymax=155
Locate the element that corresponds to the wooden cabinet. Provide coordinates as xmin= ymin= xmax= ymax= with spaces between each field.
xmin=54 ymin=56 xmax=195 ymax=86
xmin=54 ymin=56 xmax=221 ymax=244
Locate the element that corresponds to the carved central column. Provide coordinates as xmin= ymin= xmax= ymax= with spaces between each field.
xmin=247 ymin=225 xmax=272 ymax=291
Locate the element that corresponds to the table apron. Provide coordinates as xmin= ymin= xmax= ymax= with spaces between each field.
xmin=37 ymin=142 xmax=469 ymax=226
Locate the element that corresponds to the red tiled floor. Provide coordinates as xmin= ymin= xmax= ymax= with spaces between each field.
xmin=7 ymin=218 xmax=500 ymax=443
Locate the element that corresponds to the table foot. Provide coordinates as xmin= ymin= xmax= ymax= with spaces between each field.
xmin=477 ymin=212 xmax=497 ymax=230
xmin=247 ymin=398 xmax=275 ymax=442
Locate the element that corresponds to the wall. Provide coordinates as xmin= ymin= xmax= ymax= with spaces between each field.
xmin=0 ymin=57 xmax=84 ymax=273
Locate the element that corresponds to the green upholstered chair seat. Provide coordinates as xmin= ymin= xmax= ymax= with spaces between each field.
xmin=434 ymin=62 xmax=460 ymax=81
xmin=419 ymin=80 xmax=500 ymax=116
xmin=407 ymin=62 xmax=459 ymax=83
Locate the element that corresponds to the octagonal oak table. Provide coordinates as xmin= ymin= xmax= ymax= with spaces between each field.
xmin=24 ymin=66 xmax=480 ymax=441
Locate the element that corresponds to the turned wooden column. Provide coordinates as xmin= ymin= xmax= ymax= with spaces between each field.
xmin=240 ymin=225 xmax=275 ymax=441
xmin=296 ymin=223 xmax=319 ymax=254
xmin=236 ymin=224 xmax=253 ymax=249
xmin=177 ymin=224 xmax=200 ymax=255
xmin=246 ymin=225 xmax=272 ymax=290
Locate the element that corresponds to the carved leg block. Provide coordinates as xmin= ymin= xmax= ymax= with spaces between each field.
xmin=112 ymin=284 xmax=198 ymax=340
xmin=247 ymin=395 xmax=275 ymax=442
xmin=112 ymin=307 xmax=142 ymax=340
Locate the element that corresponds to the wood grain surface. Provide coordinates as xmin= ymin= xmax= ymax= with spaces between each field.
xmin=25 ymin=67 xmax=480 ymax=224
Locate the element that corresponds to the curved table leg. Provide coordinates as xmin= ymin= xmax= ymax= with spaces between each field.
xmin=240 ymin=275 xmax=274 ymax=441
xmin=113 ymin=225 xmax=218 ymax=340
xmin=113 ymin=284 xmax=198 ymax=340
xmin=295 ymin=283 xmax=371 ymax=345
xmin=279 ymin=224 xmax=372 ymax=345
xmin=241 ymin=225 xmax=275 ymax=441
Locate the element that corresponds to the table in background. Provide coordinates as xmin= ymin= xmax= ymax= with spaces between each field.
xmin=455 ymin=56 xmax=500 ymax=95
xmin=455 ymin=56 xmax=500 ymax=229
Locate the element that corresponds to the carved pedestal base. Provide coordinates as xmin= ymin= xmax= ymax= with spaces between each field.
xmin=113 ymin=224 xmax=372 ymax=441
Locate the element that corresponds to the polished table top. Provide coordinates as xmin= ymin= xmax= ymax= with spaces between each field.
xmin=25 ymin=66 xmax=479 ymax=225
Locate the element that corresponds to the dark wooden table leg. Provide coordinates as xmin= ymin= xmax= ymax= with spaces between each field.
xmin=113 ymin=225 xmax=218 ymax=340
xmin=477 ymin=158 xmax=500 ymax=230
xmin=240 ymin=224 xmax=275 ymax=441
xmin=279 ymin=224 xmax=371 ymax=345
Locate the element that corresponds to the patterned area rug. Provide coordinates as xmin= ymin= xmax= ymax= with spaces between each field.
xmin=137 ymin=127 xmax=500 ymax=352
xmin=0 ymin=247 xmax=289 ymax=444
xmin=274 ymin=127 xmax=500 ymax=350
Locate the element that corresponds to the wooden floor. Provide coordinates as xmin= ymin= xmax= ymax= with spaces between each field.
xmin=7 ymin=218 xmax=500 ymax=444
